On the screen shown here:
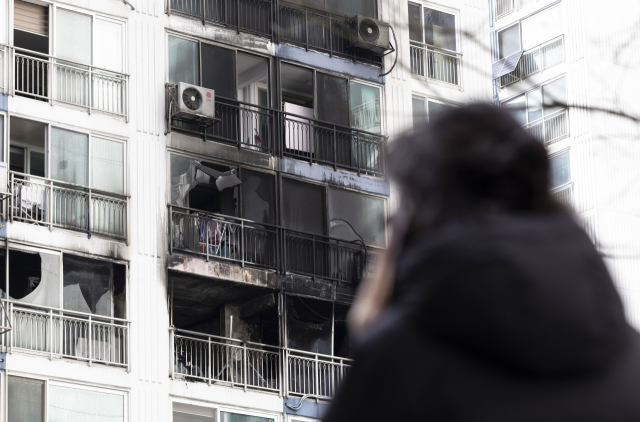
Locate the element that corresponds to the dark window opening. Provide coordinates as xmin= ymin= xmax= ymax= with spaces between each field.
xmin=241 ymin=169 xmax=275 ymax=225
xmin=282 ymin=178 xmax=325 ymax=235
xmin=334 ymin=302 xmax=351 ymax=358
xmin=286 ymin=295 xmax=332 ymax=355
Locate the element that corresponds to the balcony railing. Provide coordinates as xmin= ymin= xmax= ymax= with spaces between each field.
xmin=9 ymin=171 xmax=128 ymax=241
xmin=0 ymin=300 xmax=130 ymax=370
xmin=170 ymin=205 xmax=279 ymax=270
xmin=170 ymin=328 xmax=352 ymax=399
xmin=278 ymin=3 xmax=382 ymax=66
xmin=282 ymin=110 xmax=385 ymax=176
xmin=169 ymin=0 xmax=272 ymax=38
xmin=499 ymin=36 xmax=564 ymax=88
xmin=525 ymin=109 xmax=569 ymax=145
xmin=169 ymin=206 xmax=382 ymax=283
xmin=552 ymin=183 xmax=573 ymax=207
xmin=2 ymin=45 xmax=129 ymax=119
xmin=171 ymin=328 xmax=281 ymax=392
xmin=495 ymin=0 xmax=535 ymax=19
xmin=410 ymin=41 xmax=462 ymax=87
xmin=0 ymin=45 xmax=6 ymax=94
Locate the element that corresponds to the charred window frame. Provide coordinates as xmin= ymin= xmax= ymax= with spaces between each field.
xmin=278 ymin=60 xmax=383 ymax=132
xmin=0 ymin=243 xmax=128 ymax=319
xmin=166 ymin=33 xmax=272 ymax=107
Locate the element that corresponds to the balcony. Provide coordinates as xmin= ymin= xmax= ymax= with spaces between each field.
xmin=0 ymin=300 xmax=130 ymax=370
xmin=495 ymin=0 xmax=535 ymax=19
xmin=166 ymin=0 xmax=383 ymax=67
xmin=410 ymin=41 xmax=462 ymax=87
xmin=167 ymin=91 xmax=387 ymax=177
xmin=499 ymin=36 xmax=564 ymax=88
xmin=525 ymin=109 xmax=569 ymax=145
xmin=169 ymin=206 xmax=379 ymax=284
xmin=170 ymin=328 xmax=352 ymax=399
xmin=552 ymin=182 xmax=573 ymax=207
xmin=9 ymin=171 xmax=128 ymax=241
xmin=2 ymin=45 xmax=129 ymax=119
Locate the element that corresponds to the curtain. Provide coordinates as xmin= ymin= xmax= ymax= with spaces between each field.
xmin=16 ymin=253 xmax=60 ymax=308
xmin=56 ymin=9 xmax=92 ymax=65
xmin=91 ymin=138 xmax=124 ymax=193
xmin=8 ymin=378 xmax=44 ymax=422
xmin=51 ymin=128 xmax=89 ymax=186
xmin=169 ymin=36 xmax=199 ymax=85
xmin=48 ymin=385 xmax=124 ymax=422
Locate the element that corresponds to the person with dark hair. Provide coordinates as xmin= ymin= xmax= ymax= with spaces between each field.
xmin=323 ymin=104 xmax=640 ymax=421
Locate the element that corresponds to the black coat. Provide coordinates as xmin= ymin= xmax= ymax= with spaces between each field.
xmin=323 ymin=213 xmax=640 ymax=422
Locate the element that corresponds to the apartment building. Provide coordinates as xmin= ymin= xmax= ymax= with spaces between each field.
xmin=489 ymin=0 xmax=640 ymax=330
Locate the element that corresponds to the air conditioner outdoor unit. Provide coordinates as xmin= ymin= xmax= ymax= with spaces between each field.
xmin=350 ymin=16 xmax=391 ymax=54
xmin=172 ymin=82 xmax=217 ymax=125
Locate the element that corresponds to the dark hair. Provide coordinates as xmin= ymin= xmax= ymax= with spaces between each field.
xmin=388 ymin=103 xmax=564 ymax=244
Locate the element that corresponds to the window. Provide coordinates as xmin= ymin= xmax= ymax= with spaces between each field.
xmin=221 ymin=413 xmax=274 ymax=422
xmin=14 ymin=0 xmax=49 ymax=54
xmin=498 ymin=5 xmax=563 ymax=57
xmin=549 ymin=151 xmax=570 ymax=189
xmin=412 ymin=96 xmax=455 ymax=127
xmin=8 ymin=377 xmax=127 ymax=422
xmin=350 ymin=82 xmax=381 ymax=134
xmin=9 ymin=117 xmax=126 ymax=193
xmin=408 ymin=4 xmax=457 ymax=51
xmin=173 ymin=403 xmax=215 ymax=422
xmin=504 ymin=77 xmax=567 ymax=126
xmin=282 ymin=178 xmax=325 ymax=235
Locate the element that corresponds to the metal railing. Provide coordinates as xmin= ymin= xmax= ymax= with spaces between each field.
xmin=552 ymin=183 xmax=573 ymax=207
xmin=4 ymin=45 xmax=129 ymax=120
xmin=171 ymin=328 xmax=281 ymax=392
xmin=10 ymin=171 xmax=128 ymax=240
xmin=170 ymin=205 xmax=279 ymax=270
xmin=410 ymin=41 xmax=462 ymax=87
xmin=284 ymin=348 xmax=352 ymax=399
xmin=500 ymin=36 xmax=564 ymax=87
xmin=0 ymin=45 xmax=6 ymax=94
xmin=495 ymin=0 xmax=535 ymax=19
xmin=0 ymin=300 xmax=129 ymax=369
xmin=278 ymin=3 xmax=382 ymax=66
xmin=169 ymin=0 xmax=272 ymax=38
xmin=525 ymin=109 xmax=569 ymax=145
xmin=282 ymin=110 xmax=385 ymax=176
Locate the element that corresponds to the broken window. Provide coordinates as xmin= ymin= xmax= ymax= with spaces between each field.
xmin=328 ymin=188 xmax=385 ymax=247
xmin=282 ymin=178 xmax=325 ymax=236
xmin=240 ymin=169 xmax=275 ymax=225
xmin=2 ymin=248 xmax=61 ymax=309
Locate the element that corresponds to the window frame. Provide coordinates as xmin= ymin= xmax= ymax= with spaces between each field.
xmin=411 ymin=94 xmax=457 ymax=124
xmin=407 ymin=1 xmax=460 ymax=53
xmin=171 ymin=399 xmax=279 ymax=422
xmin=501 ymin=74 xmax=567 ymax=125
xmin=496 ymin=3 xmax=563 ymax=59
xmin=165 ymin=31 xmax=272 ymax=106
xmin=278 ymin=59 xmax=385 ymax=132
xmin=6 ymin=375 xmax=129 ymax=422
xmin=548 ymin=147 xmax=571 ymax=191
xmin=7 ymin=115 xmax=128 ymax=195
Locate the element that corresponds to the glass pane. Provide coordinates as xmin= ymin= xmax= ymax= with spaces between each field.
xmin=350 ymin=82 xmax=380 ymax=134
xmin=527 ymin=88 xmax=543 ymax=123
xmin=202 ymin=43 xmax=235 ymax=99
xmin=428 ymin=100 xmax=453 ymax=121
xmin=9 ymin=147 xmax=24 ymax=174
xmin=282 ymin=178 xmax=325 ymax=235
xmin=504 ymin=95 xmax=527 ymax=126
xmin=221 ymin=412 xmax=274 ymax=422
xmin=521 ymin=6 xmax=563 ymax=50
xmin=237 ymin=53 xmax=268 ymax=106
xmin=550 ymin=152 xmax=570 ymax=189
xmin=328 ymin=188 xmax=385 ymax=247
xmin=168 ymin=36 xmax=199 ymax=86
xmin=56 ymin=9 xmax=92 ymax=64
xmin=424 ymin=8 xmax=456 ymax=51
xmin=8 ymin=377 xmax=44 ymax=422
xmin=30 ymin=151 xmax=45 ymax=177
xmin=173 ymin=403 xmax=216 ymax=422
xmin=91 ymin=138 xmax=124 ymax=193
xmin=412 ymin=97 xmax=427 ymax=128
xmin=0 ymin=115 xmax=4 ymax=162
xmin=498 ymin=25 xmax=521 ymax=59
xmin=408 ymin=3 xmax=422 ymax=42
xmin=543 ymin=77 xmax=567 ymax=116
xmin=63 ymin=255 xmax=114 ymax=317
xmin=317 ymin=73 xmax=349 ymax=127
xmin=48 ymin=385 xmax=124 ymax=422
xmin=241 ymin=169 xmax=275 ymax=224
xmin=8 ymin=249 xmax=60 ymax=308
xmin=94 ymin=18 xmax=123 ymax=72
xmin=51 ymin=128 xmax=89 ymax=186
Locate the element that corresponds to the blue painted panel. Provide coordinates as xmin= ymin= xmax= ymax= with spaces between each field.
xmin=283 ymin=396 xmax=329 ymax=419
xmin=275 ymin=44 xmax=385 ymax=84
xmin=0 ymin=352 xmax=6 ymax=371
xmin=0 ymin=94 xmax=7 ymax=112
